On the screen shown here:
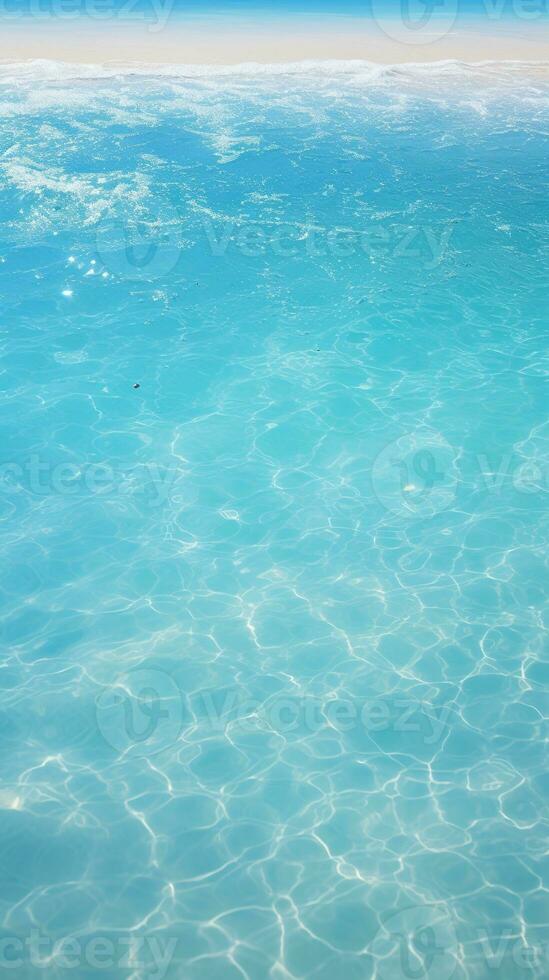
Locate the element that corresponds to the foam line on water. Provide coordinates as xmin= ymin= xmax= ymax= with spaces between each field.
xmin=1 ymin=56 xmax=548 ymax=83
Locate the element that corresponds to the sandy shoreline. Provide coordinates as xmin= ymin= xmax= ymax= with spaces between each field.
xmin=1 ymin=17 xmax=549 ymax=66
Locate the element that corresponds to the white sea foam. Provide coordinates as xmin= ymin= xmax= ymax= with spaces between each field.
xmin=0 ymin=57 xmax=547 ymax=85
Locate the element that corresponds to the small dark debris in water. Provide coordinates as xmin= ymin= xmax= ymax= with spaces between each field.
xmin=133 ymin=383 xmax=140 ymax=390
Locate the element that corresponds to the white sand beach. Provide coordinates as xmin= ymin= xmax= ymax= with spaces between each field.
xmin=1 ymin=15 xmax=549 ymax=66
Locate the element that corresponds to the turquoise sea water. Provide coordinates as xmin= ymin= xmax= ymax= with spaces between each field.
xmin=0 ymin=60 xmax=548 ymax=979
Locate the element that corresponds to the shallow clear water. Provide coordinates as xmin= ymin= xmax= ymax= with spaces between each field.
xmin=0 ymin=60 xmax=548 ymax=979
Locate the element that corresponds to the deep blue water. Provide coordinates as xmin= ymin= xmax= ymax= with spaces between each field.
xmin=0 ymin=60 xmax=548 ymax=979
